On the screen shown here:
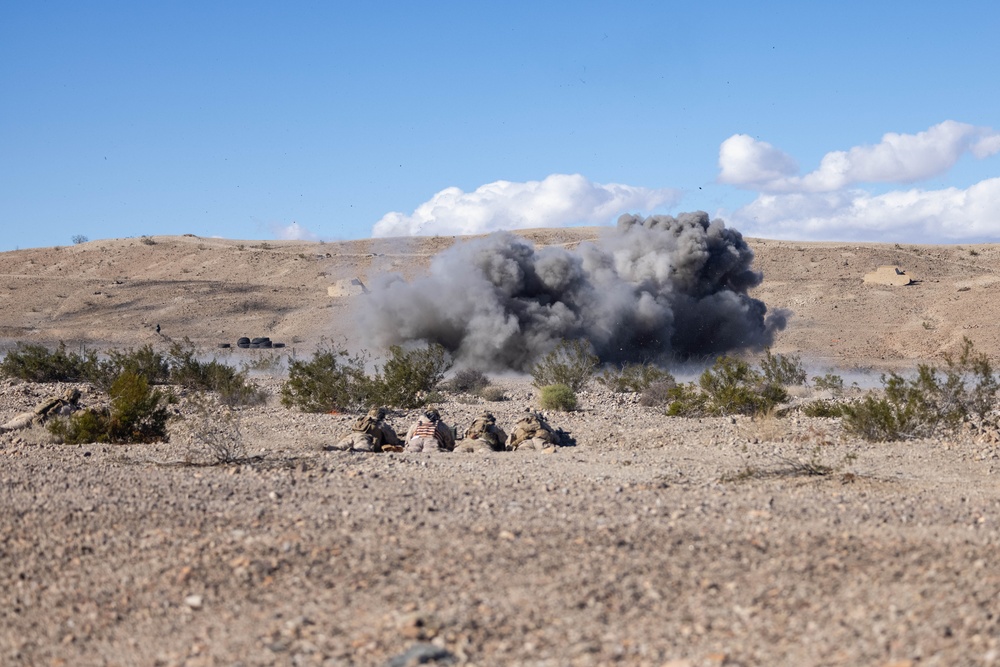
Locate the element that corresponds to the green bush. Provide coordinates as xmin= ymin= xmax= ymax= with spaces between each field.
xmin=1 ymin=340 xmax=262 ymax=406
xmin=665 ymin=383 xmax=709 ymax=416
xmin=597 ymin=363 xmax=674 ymax=393
xmin=699 ymin=356 xmax=788 ymax=416
xmin=168 ymin=339 xmax=266 ymax=406
xmin=371 ymin=344 xmax=451 ymax=408
xmin=0 ymin=342 xmax=97 ymax=382
xmin=531 ymin=340 xmax=599 ymax=392
xmin=90 ymin=344 xmax=170 ymax=391
xmin=539 ymin=384 xmax=578 ymax=411
xmin=812 ymin=373 xmax=845 ymax=394
xmin=667 ymin=356 xmax=788 ymax=417
xmin=801 ymin=400 xmax=846 ymax=418
xmin=422 ymin=390 xmax=446 ymax=405
xmin=759 ymin=349 xmax=807 ymax=386
xmin=281 ymin=345 xmax=371 ymax=412
xmin=49 ymin=371 xmax=172 ymax=444
xmin=282 ymin=343 xmax=451 ymax=412
xmin=842 ymin=337 xmax=998 ymax=441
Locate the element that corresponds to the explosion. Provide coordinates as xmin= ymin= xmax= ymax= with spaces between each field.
xmin=359 ymin=211 xmax=785 ymax=370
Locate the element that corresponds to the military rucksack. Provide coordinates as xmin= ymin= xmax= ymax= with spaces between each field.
xmin=466 ymin=416 xmax=499 ymax=447
xmin=353 ymin=415 xmax=379 ymax=435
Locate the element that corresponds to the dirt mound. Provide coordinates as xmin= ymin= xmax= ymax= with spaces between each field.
xmin=862 ymin=265 xmax=914 ymax=286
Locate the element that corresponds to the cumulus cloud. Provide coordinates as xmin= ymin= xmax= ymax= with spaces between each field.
xmin=273 ymin=221 xmax=319 ymax=241
xmin=730 ymin=177 xmax=1000 ymax=242
xmin=718 ymin=120 xmax=1000 ymax=241
xmin=720 ymin=121 xmax=1000 ymax=193
xmin=718 ymin=135 xmax=799 ymax=188
xmin=371 ymin=173 xmax=680 ymax=237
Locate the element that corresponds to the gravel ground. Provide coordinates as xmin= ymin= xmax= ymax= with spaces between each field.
xmin=3 ymin=376 xmax=1000 ymax=666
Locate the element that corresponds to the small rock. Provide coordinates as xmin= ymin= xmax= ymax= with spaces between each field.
xmin=184 ymin=595 xmax=203 ymax=610
xmin=386 ymin=642 xmax=456 ymax=667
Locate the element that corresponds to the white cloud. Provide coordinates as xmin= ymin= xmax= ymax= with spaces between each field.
xmin=730 ymin=177 xmax=1000 ymax=242
xmin=371 ymin=173 xmax=681 ymax=237
xmin=273 ymin=221 xmax=318 ymax=241
xmin=718 ymin=134 xmax=799 ymax=188
xmin=720 ymin=121 xmax=1000 ymax=193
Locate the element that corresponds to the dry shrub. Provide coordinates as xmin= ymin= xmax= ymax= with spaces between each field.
xmin=531 ymin=340 xmax=598 ymax=392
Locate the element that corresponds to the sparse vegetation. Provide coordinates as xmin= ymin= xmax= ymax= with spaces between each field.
xmin=667 ymin=356 xmax=788 ymax=417
xmin=186 ymin=398 xmax=247 ymax=464
xmin=168 ymin=339 xmax=267 ymax=406
xmin=812 ymin=373 xmax=845 ymax=394
xmin=89 ymin=344 xmax=171 ymax=391
xmin=446 ymin=368 xmax=491 ymax=393
xmin=479 ymin=386 xmax=508 ymax=402
xmin=281 ymin=344 xmax=370 ymax=412
xmin=241 ymin=352 xmax=284 ymax=374
xmin=281 ymin=342 xmax=450 ymax=412
xmin=0 ymin=340 xmax=263 ymax=407
xmin=539 ymin=383 xmax=578 ymax=411
xmin=0 ymin=342 xmax=97 ymax=383
xmin=801 ymin=400 xmax=846 ymax=418
xmin=373 ymin=344 xmax=451 ymax=408
xmin=423 ymin=390 xmax=446 ymax=404
xmin=531 ymin=340 xmax=599 ymax=392
xmin=720 ymin=445 xmax=851 ymax=483
xmin=842 ymin=337 xmax=998 ymax=441
xmin=759 ymin=349 xmax=807 ymax=386
xmin=140 ymin=235 xmax=156 ymax=246
xmin=664 ymin=382 xmax=710 ymax=416
xmin=48 ymin=371 xmax=173 ymax=444
xmin=597 ymin=363 xmax=674 ymax=393
xmin=639 ymin=379 xmax=679 ymax=407
xmin=71 ymin=234 xmax=89 ymax=245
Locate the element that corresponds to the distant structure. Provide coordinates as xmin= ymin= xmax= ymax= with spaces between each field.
xmin=863 ymin=265 xmax=914 ymax=286
xmin=327 ymin=277 xmax=368 ymax=297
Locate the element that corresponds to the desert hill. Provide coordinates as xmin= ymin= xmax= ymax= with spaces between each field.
xmin=2 ymin=229 xmax=998 ymax=369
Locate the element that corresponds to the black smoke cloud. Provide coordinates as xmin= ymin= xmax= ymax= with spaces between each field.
xmin=358 ymin=211 xmax=786 ymax=370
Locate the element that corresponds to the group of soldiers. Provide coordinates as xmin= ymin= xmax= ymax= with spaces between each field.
xmin=333 ymin=407 xmax=565 ymax=453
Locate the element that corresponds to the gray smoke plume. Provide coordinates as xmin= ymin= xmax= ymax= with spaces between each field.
xmin=358 ymin=211 xmax=786 ymax=370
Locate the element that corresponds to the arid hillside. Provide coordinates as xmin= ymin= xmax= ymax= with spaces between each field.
xmin=4 ymin=230 xmax=1000 ymax=666
xmin=1 ymin=230 xmax=998 ymax=369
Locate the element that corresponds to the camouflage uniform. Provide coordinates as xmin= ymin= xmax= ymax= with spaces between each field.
xmin=404 ymin=409 xmax=455 ymax=453
xmin=333 ymin=407 xmax=402 ymax=453
xmin=456 ymin=412 xmax=508 ymax=453
xmin=505 ymin=412 xmax=560 ymax=451
xmin=1 ymin=387 xmax=81 ymax=432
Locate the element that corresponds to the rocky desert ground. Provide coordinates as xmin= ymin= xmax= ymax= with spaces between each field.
xmin=2 ymin=230 xmax=1000 ymax=666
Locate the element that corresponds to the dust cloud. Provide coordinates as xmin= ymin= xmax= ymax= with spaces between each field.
xmin=358 ymin=211 xmax=785 ymax=371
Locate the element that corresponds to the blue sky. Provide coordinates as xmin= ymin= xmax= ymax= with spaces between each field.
xmin=2 ymin=1 xmax=998 ymax=251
